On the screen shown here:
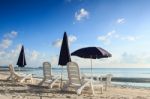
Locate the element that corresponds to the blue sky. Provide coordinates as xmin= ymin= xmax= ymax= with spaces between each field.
xmin=0 ymin=0 xmax=150 ymax=68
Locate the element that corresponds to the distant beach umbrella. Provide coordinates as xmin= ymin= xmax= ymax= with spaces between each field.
xmin=71 ymin=47 xmax=112 ymax=78
xmin=58 ymin=32 xmax=71 ymax=66
xmin=17 ymin=45 xmax=27 ymax=67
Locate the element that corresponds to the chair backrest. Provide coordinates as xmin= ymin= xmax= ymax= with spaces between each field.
xmin=8 ymin=64 xmax=20 ymax=79
xmin=9 ymin=64 xmax=15 ymax=75
xmin=43 ymin=62 xmax=52 ymax=79
xmin=106 ymin=74 xmax=112 ymax=85
xmin=67 ymin=62 xmax=81 ymax=85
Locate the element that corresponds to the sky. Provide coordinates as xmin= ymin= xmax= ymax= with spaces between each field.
xmin=0 ymin=0 xmax=150 ymax=68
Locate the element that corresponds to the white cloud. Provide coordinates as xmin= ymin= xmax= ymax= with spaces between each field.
xmin=4 ymin=31 xmax=18 ymax=39
xmin=0 ymin=43 xmax=150 ymax=68
xmin=0 ymin=39 xmax=12 ymax=49
xmin=107 ymin=30 xmax=116 ymax=36
xmin=25 ymin=50 xmax=49 ymax=67
xmin=121 ymin=36 xmax=140 ymax=41
xmin=68 ymin=35 xmax=77 ymax=44
xmin=30 ymin=50 xmax=39 ymax=61
xmin=52 ymin=39 xmax=62 ymax=48
xmin=0 ymin=43 xmax=49 ymax=67
xmin=11 ymin=44 xmax=22 ymax=57
xmin=97 ymin=30 xmax=116 ymax=44
xmin=0 ymin=44 xmax=21 ymax=65
xmin=50 ymin=55 xmax=59 ymax=66
xmin=0 ymin=31 xmax=18 ymax=50
xmin=121 ymin=52 xmax=139 ymax=64
xmin=52 ymin=35 xmax=77 ymax=48
xmin=75 ymin=8 xmax=89 ymax=21
xmin=97 ymin=30 xmax=141 ymax=44
xmin=97 ymin=36 xmax=107 ymax=42
xmin=88 ymin=52 xmax=150 ymax=68
xmin=117 ymin=18 xmax=125 ymax=24
xmin=66 ymin=51 xmax=150 ymax=68
xmin=0 ymin=30 xmax=51 ymax=67
xmin=111 ymin=52 xmax=150 ymax=67
xmin=0 ymin=51 xmax=6 ymax=57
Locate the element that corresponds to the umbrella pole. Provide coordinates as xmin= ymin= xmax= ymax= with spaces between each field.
xmin=60 ymin=66 xmax=63 ymax=90
xmin=90 ymin=58 xmax=93 ymax=81
xmin=19 ymin=67 xmax=21 ymax=73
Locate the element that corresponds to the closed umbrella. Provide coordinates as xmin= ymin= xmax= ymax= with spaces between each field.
xmin=17 ymin=45 xmax=26 ymax=67
xmin=71 ymin=47 xmax=111 ymax=79
xmin=58 ymin=32 xmax=71 ymax=89
xmin=58 ymin=32 xmax=71 ymax=66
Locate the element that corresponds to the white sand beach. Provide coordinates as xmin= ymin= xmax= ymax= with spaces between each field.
xmin=0 ymin=72 xmax=150 ymax=99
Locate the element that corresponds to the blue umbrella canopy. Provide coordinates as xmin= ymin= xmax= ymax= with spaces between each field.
xmin=17 ymin=45 xmax=26 ymax=67
xmin=58 ymin=32 xmax=71 ymax=66
xmin=71 ymin=47 xmax=112 ymax=59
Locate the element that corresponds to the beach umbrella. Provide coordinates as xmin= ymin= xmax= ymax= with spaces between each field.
xmin=58 ymin=32 xmax=71 ymax=65
xmin=71 ymin=47 xmax=111 ymax=78
xmin=17 ymin=45 xmax=26 ymax=68
xmin=58 ymin=32 xmax=71 ymax=89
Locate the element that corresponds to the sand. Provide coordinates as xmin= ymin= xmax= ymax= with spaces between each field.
xmin=0 ymin=72 xmax=150 ymax=99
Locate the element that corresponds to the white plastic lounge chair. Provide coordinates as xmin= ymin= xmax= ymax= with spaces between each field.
xmin=99 ymin=74 xmax=112 ymax=91
xmin=38 ymin=62 xmax=60 ymax=88
xmin=105 ymin=74 xmax=112 ymax=90
xmin=7 ymin=64 xmax=33 ymax=84
xmin=63 ymin=62 xmax=95 ymax=95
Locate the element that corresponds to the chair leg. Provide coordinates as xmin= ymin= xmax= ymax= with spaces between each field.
xmin=58 ymin=81 xmax=61 ymax=88
xmin=49 ymin=77 xmax=60 ymax=88
xmin=90 ymin=82 xmax=95 ymax=95
xmin=100 ymin=86 xmax=103 ymax=94
xmin=77 ymin=81 xmax=93 ymax=95
xmin=62 ymin=82 xmax=69 ymax=91
xmin=77 ymin=88 xmax=82 ymax=95
xmin=30 ymin=75 xmax=33 ymax=84
xmin=6 ymin=74 xmax=12 ymax=80
xmin=105 ymin=83 xmax=108 ymax=91
xmin=38 ymin=78 xmax=46 ymax=86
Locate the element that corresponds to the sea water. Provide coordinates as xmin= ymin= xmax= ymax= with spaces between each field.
xmin=12 ymin=67 xmax=150 ymax=88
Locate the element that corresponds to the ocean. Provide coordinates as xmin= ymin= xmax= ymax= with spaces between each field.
xmin=2 ymin=67 xmax=150 ymax=88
